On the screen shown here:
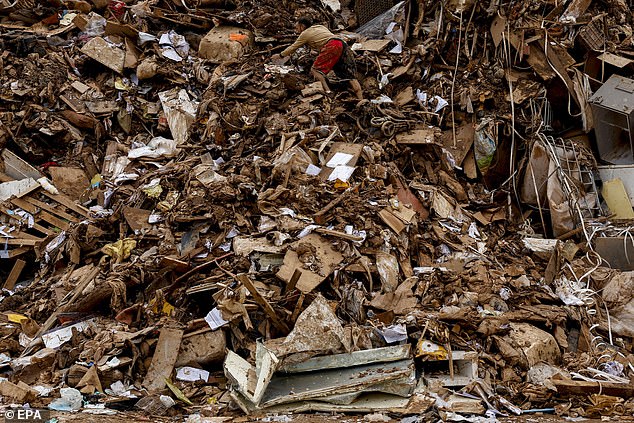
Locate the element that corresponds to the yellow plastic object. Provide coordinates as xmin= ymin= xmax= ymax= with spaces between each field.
xmin=102 ymin=239 xmax=137 ymax=261
xmin=415 ymin=338 xmax=448 ymax=360
xmin=6 ymin=313 xmax=28 ymax=323
xmin=603 ymin=178 xmax=634 ymax=219
xmin=334 ymin=179 xmax=350 ymax=190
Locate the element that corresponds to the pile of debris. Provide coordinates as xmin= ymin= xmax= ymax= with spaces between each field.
xmin=2 ymin=0 xmax=634 ymax=420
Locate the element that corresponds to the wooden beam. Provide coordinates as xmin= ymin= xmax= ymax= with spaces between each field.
xmin=553 ymin=379 xmax=634 ymax=398
xmin=291 ymin=293 xmax=305 ymax=323
xmin=9 ymin=199 xmax=71 ymax=230
xmin=143 ymin=327 xmax=184 ymax=392
xmin=236 ymin=273 xmax=289 ymax=333
xmin=0 ymin=238 xmax=40 ymax=246
xmin=2 ymin=247 xmax=29 ymax=259
xmin=41 ymin=192 xmax=89 ymax=217
xmin=0 ymin=208 xmax=53 ymax=236
xmin=23 ymin=197 xmax=79 ymax=222
xmin=4 ymin=259 xmax=26 ymax=290
xmin=284 ymin=269 xmax=302 ymax=295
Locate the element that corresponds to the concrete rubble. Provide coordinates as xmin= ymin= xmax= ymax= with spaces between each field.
xmin=1 ymin=0 xmax=634 ymax=421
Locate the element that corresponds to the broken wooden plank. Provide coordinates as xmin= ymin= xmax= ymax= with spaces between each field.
xmin=22 ymin=197 xmax=79 ymax=222
xmin=41 ymin=191 xmax=89 ymax=217
xmin=143 ymin=327 xmax=184 ymax=392
xmin=0 ymin=150 xmax=42 ymax=180
xmin=553 ymin=379 xmax=634 ymax=398
xmin=0 ymin=247 xmax=30 ymax=259
xmin=0 ymin=238 xmax=41 ymax=246
xmin=10 ymin=199 xmax=71 ymax=230
xmin=0 ymin=207 xmax=54 ymax=236
xmin=4 ymin=259 xmax=26 ymax=290
xmin=284 ymin=269 xmax=302 ymax=295
xmin=0 ymin=178 xmax=39 ymax=201
xmin=237 ymin=274 xmax=289 ymax=333
xmin=290 ymin=292 xmax=305 ymax=323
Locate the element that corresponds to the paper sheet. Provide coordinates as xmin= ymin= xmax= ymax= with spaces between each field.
xmin=205 ymin=307 xmax=229 ymax=330
xmin=328 ymin=165 xmax=355 ymax=182
xmin=326 ymin=152 xmax=354 ymax=168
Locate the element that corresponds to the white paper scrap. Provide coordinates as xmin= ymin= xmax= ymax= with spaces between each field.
xmin=176 ymin=366 xmax=210 ymax=382
xmin=42 ymin=320 xmax=93 ymax=349
xmin=326 ymin=152 xmax=354 ymax=168
xmin=433 ymin=95 xmax=448 ymax=112
xmin=381 ymin=323 xmax=408 ymax=343
xmin=328 ymin=165 xmax=355 ymax=182
xmin=305 ymin=164 xmax=321 ymax=176
xmin=205 ymin=307 xmax=228 ymax=330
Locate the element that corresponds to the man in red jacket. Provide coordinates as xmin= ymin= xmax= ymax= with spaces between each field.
xmin=272 ymin=16 xmax=363 ymax=100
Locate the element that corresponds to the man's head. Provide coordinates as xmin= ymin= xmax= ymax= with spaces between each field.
xmin=295 ymin=16 xmax=312 ymax=33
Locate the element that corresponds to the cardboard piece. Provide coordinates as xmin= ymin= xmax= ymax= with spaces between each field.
xmin=276 ymin=234 xmax=343 ymax=293
xmin=597 ymin=52 xmax=633 ymax=69
xmin=352 ymin=39 xmax=391 ymax=52
xmin=441 ymin=124 xmax=474 ymax=166
xmin=595 ymin=237 xmax=634 ymax=271
xmin=0 ymin=380 xmax=36 ymax=403
xmin=77 ymin=365 xmax=103 ymax=394
xmin=321 ymin=143 xmax=363 ymax=182
xmin=81 ymin=37 xmax=125 ymax=74
xmin=378 ymin=208 xmax=405 ymax=233
xmin=49 ymin=167 xmax=89 ymax=201
xmin=123 ymin=207 xmax=153 ymax=233
xmin=175 ymin=328 xmax=226 ymax=366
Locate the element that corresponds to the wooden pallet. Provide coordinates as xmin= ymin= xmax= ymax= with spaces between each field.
xmin=0 ymin=172 xmax=88 ymax=260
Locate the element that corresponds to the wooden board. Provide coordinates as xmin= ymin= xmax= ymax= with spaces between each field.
xmin=23 ymin=197 xmax=78 ymax=222
xmin=553 ymin=379 xmax=634 ymax=398
xmin=4 ymin=259 xmax=26 ymax=290
xmin=353 ymin=39 xmax=391 ymax=52
xmin=396 ymin=128 xmax=436 ymax=145
xmin=10 ymin=199 xmax=71 ymax=230
xmin=41 ymin=191 xmax=89 ymax=217
xmin=143 ymin=327 xmax=183 ymax=392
